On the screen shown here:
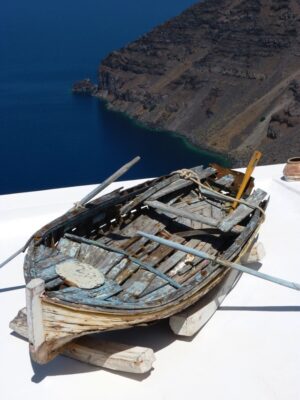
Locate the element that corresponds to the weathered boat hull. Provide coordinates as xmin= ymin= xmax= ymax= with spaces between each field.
xmin=27 ymin=224 xmax=260 ymax=364
xmin=22 ymin=163 xmax=267 ymax=364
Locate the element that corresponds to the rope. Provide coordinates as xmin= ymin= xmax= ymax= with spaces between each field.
xmin=72 ymin=202 xmax=86 ymax=210
xmin=173 ymin=168 xmax=266 ymax=222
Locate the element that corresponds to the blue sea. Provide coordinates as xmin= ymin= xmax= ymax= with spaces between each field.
xmin=0 ymin=0 xmax=226 ymax=195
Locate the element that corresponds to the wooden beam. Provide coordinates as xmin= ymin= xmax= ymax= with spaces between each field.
xmin=169 ymin=241 xmax=265 ymax=336
xmin=10 ymin=308 xmax=155 ymax=374
xmin=169 ymin=269 xmax=241 ymax=336
xmin=26 ymin=278 xmax=45 ymax=354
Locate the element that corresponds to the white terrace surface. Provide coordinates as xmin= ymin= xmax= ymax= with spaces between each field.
xmin=0 ymin=164 xmax=299 ymax=400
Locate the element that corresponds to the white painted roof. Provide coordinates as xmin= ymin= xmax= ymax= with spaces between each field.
xmin=0 ymin=163 xmax=299 ymax=400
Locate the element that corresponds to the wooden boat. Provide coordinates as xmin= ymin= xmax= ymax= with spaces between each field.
xmin=22 ymin=159 xmax=269 ymax=364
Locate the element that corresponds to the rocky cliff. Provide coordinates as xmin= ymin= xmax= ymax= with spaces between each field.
xmin=96 ymin=0 xmax=300 ymax=165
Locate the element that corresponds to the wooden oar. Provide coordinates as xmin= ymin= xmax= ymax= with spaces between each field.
xmin=137 ymin=231 xmax=300 ymax=291
xmin=232 ymin=150 xmax=262 ymax=210
xmin=76 ymin=156 xmax=140 ymax=207
xmin=0 ymin=157 xmax=141 ymax=269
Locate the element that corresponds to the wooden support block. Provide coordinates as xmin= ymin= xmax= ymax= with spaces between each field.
xmin=26 ymin=278 xmax=46 ymax=353
xmin=10 ymin=308 xmax=155 ymax=374
xmin=169 ymin=240 xmax=266 ymax=337
xmin=240 ymin=241 xmax=266 ymax=264
xmin=169 ymin=269 xmax=241 ymax=337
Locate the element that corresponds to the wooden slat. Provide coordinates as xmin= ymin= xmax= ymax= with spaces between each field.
xmin=57 ymin=238 xmax=81 ymax=258
xmin=26 ymin=279 xmax=45 ymax=357
xmin=120 ymin=174 xmax=180 ymax=215
xmin=35 ymin=254 xmax=70 ymax=282
xmin=48 ymin=279 xmax=123 ymax=304
xmin=119 ymin=236 xmax=184 ymax=299
xmin=112 ymin=219 xmax=166 ymax=284
xmin=218 ymin=189 xmax=267 ymax=232
xmin=77 ymin=243 xmax=110 ymax=269
xmin=146 ymin=200 xmax=220 ymax=228
xmin=150 ymin=166 xmax=215 ymax=200
xmin=215 ymin=174 xmax=234 ymax=188
xmin=141 ymin=239 xmax=200 ymax=296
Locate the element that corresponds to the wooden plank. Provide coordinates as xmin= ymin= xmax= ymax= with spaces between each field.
xmin=120 ymin=214 xmax=163 ymax=237
xmin=112 ymin=219 xmax=166 ymax=284
xmin=141 ymin=239 xmax=200 ymax=296
xmin=150 ymin=166 xmax=215 ymax=200
xmin=95 ymin=252 xmax=124 ymax=275
xmin=10 ymin=308 xmax=155 ymax=374
xmin=215 ymin=174 xmax=234 ymax=188
xmin=146 ymin=200 xmax=220 ymax=228
xmin=119 ymin=237 xmax=183 ymax=299
xmin=26 ymin=279 xmax=45 ymax=355
xmin=218 ymin=189 xmax=267 ymax=232
xmin=77 ymin=242 xmax=108 ymax=267
xmin=45 ymin=277 xmax=64 ymax=290
xmin=48 ymin=279 xmax=123 ymax=304
xmin=57 ymin=238 xmax=81 ymax=258
xmin=120 ymin=174 xmax=180 ymax=214
xmin=106 ymin=259 xmax=129 ymax=280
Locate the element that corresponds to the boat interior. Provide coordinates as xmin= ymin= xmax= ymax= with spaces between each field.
xmin=25 ymin=166 xmax=267 ymax=310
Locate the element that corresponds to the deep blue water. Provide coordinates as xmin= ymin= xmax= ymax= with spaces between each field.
xmin=0 ymin=0 xmax=226 ymax=195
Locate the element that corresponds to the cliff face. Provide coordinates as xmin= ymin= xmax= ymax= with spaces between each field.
xmin=97 ymin=0 xmax=300 ymax=165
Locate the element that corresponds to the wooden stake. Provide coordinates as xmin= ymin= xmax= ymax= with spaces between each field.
xmin=26 ymin=279 xmax=46 ymax=353
xmin=232 ymin=150 xmax=262 ymax=210
xmin=169 ymin=269 xmax=241 ymax=336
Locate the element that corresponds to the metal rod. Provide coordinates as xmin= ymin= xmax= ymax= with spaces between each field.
xmin=77 ymin=156 xmax=141 ymax=207
xmin=65 ymin=233 xmax=182 ymax=289
xmin=137 ymin=231 xmax=300 ymax=292
xmin=0 ymin=237 xmax=32 ymax=269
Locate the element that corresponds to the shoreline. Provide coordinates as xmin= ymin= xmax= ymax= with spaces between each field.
xmin=97 ymin=96 xmax=232 ymax=167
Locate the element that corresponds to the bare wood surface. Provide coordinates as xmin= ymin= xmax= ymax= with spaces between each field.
xmin=218 ymin=189 xmax=267 ymax=232
xmin=26 ymin=279 xmax=45 ymax=353
xmin=150 ymin=166 xmax=215 ymax=200
xmin=9 ymin=308 xmax=155 ymax=374
xmin=145 ymin=200 xmax=220 ymax=228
